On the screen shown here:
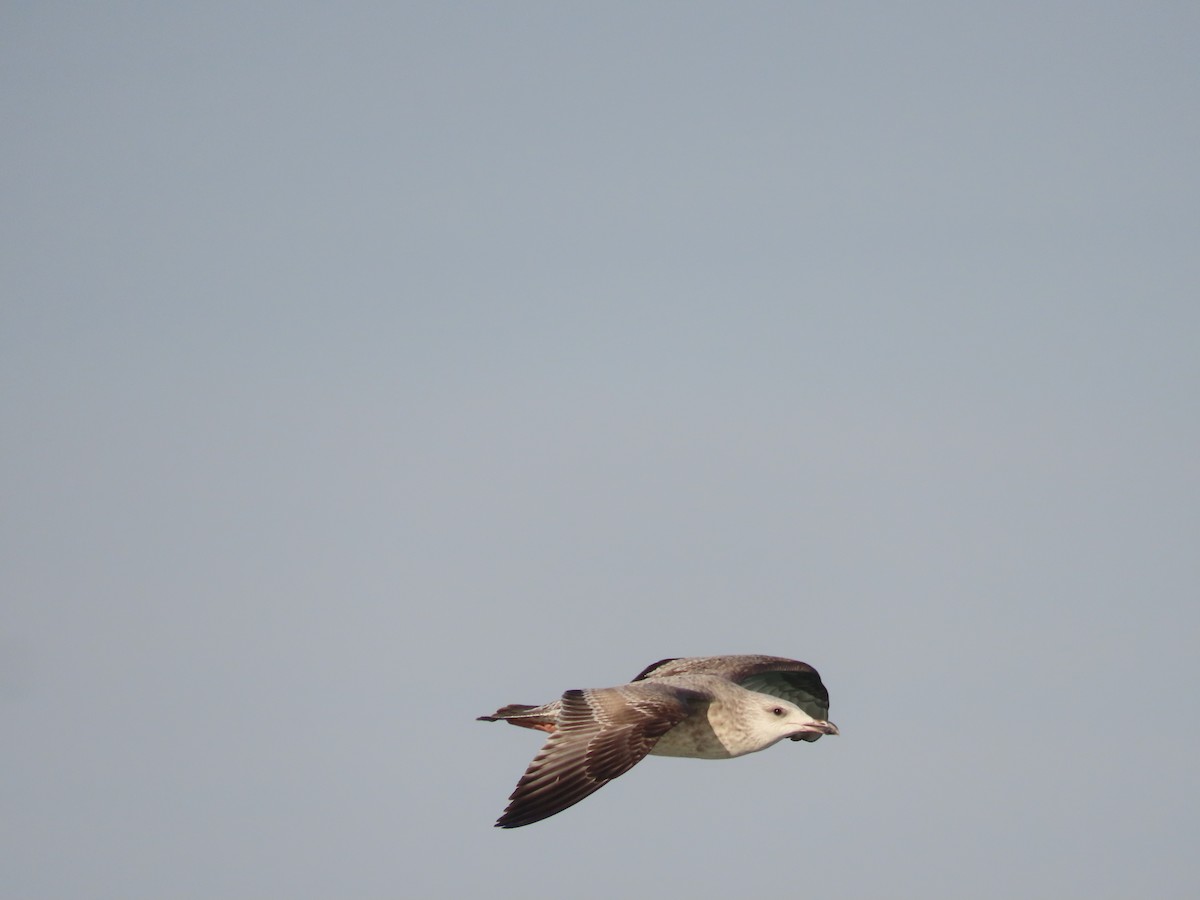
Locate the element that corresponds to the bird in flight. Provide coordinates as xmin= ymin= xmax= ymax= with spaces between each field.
xmin=478 ymin=654 xmax=839 ymax=827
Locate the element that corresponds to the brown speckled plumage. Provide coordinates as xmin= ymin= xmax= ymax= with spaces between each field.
xmin=478 ymin=654 xmax=838 ymax=828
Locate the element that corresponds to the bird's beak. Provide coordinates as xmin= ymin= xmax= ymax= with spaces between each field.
xmin=789 ymin=720 xmax=840 ymax=741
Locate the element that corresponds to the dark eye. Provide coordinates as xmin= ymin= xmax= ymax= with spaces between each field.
xmin=772 ymin=707 xmax=785 ymax=716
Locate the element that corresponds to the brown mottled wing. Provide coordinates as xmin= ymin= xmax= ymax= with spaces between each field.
xmin=493 ymin=683 xmax=705 ymax=828
xmin=631 ymin=657 xmax=682 ymax=681
xmin=634 ymin=655 xmax=831 ymax=721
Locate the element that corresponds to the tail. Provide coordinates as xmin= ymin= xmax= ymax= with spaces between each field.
xmin=477 ymin=701 xmax=560 ymax=733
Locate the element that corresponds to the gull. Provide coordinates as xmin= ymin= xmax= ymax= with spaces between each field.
xmin=478 ymin=654 xmax=838 ymax=828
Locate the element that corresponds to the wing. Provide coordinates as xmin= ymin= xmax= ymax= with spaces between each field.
xmin=493 ymin=682 xmax=705 ymax=828
xmin=633 ymin=655 xmax=831 ymax=721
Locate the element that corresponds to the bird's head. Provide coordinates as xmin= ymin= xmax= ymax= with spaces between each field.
xmin=753 ymin=698 xmax=840 ymax=744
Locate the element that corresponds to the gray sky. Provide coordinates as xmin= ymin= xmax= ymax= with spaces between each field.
xmin=4 ymin=3 xmax=1198 ymax=898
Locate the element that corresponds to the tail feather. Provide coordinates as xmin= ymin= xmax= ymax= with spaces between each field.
xmin=477 ymin=703 xmax=539 ymax=721
xmin=477 ymin=701 xmax=560 ymax=733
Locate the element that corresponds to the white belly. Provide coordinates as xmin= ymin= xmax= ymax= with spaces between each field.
xmin=649 ymin=710 xmax=735 ymax=759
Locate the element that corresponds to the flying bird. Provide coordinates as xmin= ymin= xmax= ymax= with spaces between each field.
xmin=478 ymin=654 xmax=838 ymax=827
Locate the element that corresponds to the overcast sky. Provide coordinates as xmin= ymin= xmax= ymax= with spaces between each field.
xmin=3 ymin=3 xmax=1198 ymax=898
